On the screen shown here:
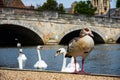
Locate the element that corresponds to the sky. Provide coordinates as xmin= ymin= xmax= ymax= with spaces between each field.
xmin=22 ymin=0 xmax=117 ymax=8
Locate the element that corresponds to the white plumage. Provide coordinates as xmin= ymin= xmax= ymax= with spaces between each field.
xmin=17 ymin=49 xmax=27 ymax=69
xmin=34 ymin=45 xmax=47 ymax=69
xmin=34 ymin=60 xmax=47 ymax=69
xmin=55 ymin=48 xmax=81 ymax=72
xmin=64 ymin=57 xmax=80 ymax=72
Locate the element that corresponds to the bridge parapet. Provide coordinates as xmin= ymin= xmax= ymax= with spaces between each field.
xmin=0 ymin=7 xmax=120 ymax=28
xmin=59 ymin=14 xmax=120 ymax=28
xmin=0 ymin=7 xmax=120 ymax=45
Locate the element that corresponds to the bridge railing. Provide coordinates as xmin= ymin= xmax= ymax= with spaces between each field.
xmin=58 ymin=13 xmax=120 ymax=23
xmin=0 ymin=7 xmax=120 ymax=26
xmin=0 ymin=7 xmax=59 ymax=20
xmin=0 ymin=7 xmax=44 ymax=19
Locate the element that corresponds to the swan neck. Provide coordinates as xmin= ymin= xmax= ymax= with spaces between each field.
xmin=61 ymin=54 xmax=66 ymax=71
xmin=70 ymin=57 xmax=74 ymax=63
xmin=18 ymin=58 xmax=23 ymax=69
xmin=37 ymin=49 xmax=42 ymax=61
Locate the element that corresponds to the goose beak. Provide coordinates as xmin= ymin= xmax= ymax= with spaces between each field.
xmin=89 ymin=32 xmax=94 ymax=37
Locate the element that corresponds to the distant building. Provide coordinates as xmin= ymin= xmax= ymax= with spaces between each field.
xmin=65 ymin=8 xmax=71 ymax=13
xmin=106 ymin=8 xmax=120 ymax=18
xmin=0 ymin=0 xmax=4 ymax=7
xmin=26 ymin=5 xmax=34 ymax=9
xmin=0 ymin=0 xmax=34 ymax=9
xmin=71 ymin=1 xmax=77 ymax=14
xmin=0 ymin=0 xmax=4 ymax=11
xmin=65 ymin=0 xmax=110 ymax=15
xmin=91 ymin=0 xmax=110 ymax=15
xmin=9 ymin=0 xmax=26 ymax=8
xmin=1 ymin=0 xmax=13 ymax=6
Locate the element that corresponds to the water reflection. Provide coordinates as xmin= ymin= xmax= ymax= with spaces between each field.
xmin=0 ymin=44 xmax=120 ymax=75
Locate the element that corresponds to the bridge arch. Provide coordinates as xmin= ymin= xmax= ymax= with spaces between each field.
xmin=115 ymin=33 xmax=120 ymax=43
xmin=59 ymin=27 xmax=105 ymax=45
xmin=0 ymin=24 xmax=44 ymax=46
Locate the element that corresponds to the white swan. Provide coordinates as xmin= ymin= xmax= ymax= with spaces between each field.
xmin=55 ymin=48 xmax=81 ymax=72
xmin=17 ymin=49 xmax=27 ymax=69
xmin=34 ymin=45 xmax=47 ymax=69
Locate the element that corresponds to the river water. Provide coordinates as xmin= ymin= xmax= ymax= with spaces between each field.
xmin=0 ymin=44 xmax=120 ymax=75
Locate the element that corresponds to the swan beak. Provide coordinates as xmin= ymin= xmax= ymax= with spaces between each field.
xmin=55 ymin=50 xmax=61 ymax=57
xmin=37 ymin=45 xmax=43 ymax=50
xmin=40 ymin=46 xmax=43 ymax=50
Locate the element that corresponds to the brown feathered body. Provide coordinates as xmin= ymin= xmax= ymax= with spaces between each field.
xmin=66 ymin=35 xmax=94 ymax=59
xmin=65 ymin=28 xmax=94 ymax=73
xmin=66 ymin=28 xmax=94 ymax=59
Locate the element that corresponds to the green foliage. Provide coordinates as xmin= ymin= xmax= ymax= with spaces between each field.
xmin=3 ymin=0 xmax=9 ymax=6
xmin=116 ymin=0 xmax=120 ymax=8
xmin=37 ymin=0 xmax=58 ymax=11
xmin=58 ymin=3 xmax=65 ymax=13
xmin=74 ymin=1 xmax=95 ymax=16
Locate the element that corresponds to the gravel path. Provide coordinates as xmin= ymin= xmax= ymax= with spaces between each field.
xmin=0 ymin=68 xmax=120 ymax=80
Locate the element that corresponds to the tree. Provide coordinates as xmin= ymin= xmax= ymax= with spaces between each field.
xmin=38 ymin=0 xmax=58 ymax=11
xmin=58 ymin=3 xmax=65 ymax=13
xmin=74 ymin=1 xmax=95 ymax=15
xmin=116 ymin=0 xmax=120 ymax=8
xmin=2 ymin=0 xmax=9 ymax=6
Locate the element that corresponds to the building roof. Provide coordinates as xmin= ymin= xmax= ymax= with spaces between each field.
xmin=106 ymin=8 xmax=120 ymax=18
xmin=9 ymin=0 xmax=26 ymax=8
xmin=26 ymin=5 xmax=34 ymax=9
xmin=65 ymin=8 xmax=71 ymax=13
xmin=0 ymin=0 xmax=4 ymax=6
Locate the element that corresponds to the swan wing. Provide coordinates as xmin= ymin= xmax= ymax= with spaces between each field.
xmin=21 ymin=54 xmax=27 ymax=60
xmin=66 ymin=62 xmax=81 ymax=72
xmin=34 ymin=60 xmax=47 ymax=69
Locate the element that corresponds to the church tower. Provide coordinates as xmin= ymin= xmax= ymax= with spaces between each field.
xmin=71 ymin=1 xmax=77 ymax=14
xmin=91 ymin=0 xmax=110 ymax=15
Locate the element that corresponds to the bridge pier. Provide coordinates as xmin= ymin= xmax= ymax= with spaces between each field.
xmin=105 ymin=38 xmax=116 ymax=44
xmin=46 ymin=40 xmax=58 ymax=45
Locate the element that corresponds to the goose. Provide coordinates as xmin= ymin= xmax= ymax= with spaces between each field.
xmin=34 ymin=45 xmax=47 ymax=69
xmin=55 ymin=48 xmax=81 ymax=72
xmin=65 ymin=28 xmax=94 ymax=74
xmin=17 ymin=49 xmax=27 ymax=69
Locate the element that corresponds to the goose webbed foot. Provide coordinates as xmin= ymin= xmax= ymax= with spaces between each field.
xmin=72 ymin=70 xmax=90 ymax=74
xmin=79 ymin=71 xmax=90 ymax=75
xmin=73 ymin=71 xmax=80 ymax=74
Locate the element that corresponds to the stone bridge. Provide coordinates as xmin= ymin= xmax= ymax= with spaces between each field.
xmin=0 ymin=8 xmax=120 ymax=46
